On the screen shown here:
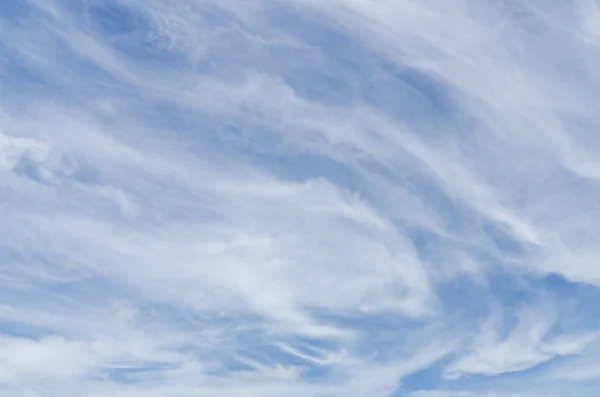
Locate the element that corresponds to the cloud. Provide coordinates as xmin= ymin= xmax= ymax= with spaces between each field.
xmin=2 ymin=0 xmax=600 ymax=396
xmin=444 ymin=301 xmax=599 ymax=379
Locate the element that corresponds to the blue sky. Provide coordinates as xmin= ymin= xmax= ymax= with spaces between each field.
xmin=2 ymin=0 xmax=600 ymax=396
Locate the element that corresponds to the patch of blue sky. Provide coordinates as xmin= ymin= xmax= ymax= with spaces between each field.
xmin=104 ymin=363 xmax=179 ymax=384
xmin=0 ymin=0 xmax=33 ymax=21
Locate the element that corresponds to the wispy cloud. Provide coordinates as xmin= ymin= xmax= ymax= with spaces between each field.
xmin=2 ymin=0 xmax=600 ymax=396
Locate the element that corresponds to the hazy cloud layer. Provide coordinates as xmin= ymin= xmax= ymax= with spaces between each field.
xmin=2 ymin=0 xmax=600 ymax=396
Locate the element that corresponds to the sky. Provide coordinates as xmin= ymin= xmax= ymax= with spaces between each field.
xmin=2 ymin=0 xmax=600 ymax=396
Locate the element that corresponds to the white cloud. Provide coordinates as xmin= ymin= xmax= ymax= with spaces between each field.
xmin=444 ymin=302 xmax=598 ymax=378
xmin=2 ymin=0 xmax=600 ymax=396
